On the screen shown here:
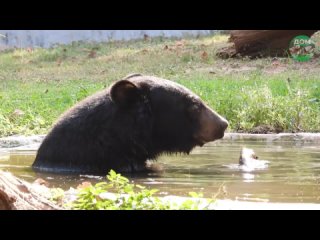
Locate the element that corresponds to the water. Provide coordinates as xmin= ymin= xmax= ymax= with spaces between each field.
xmin=1 ymin=138 xmax=320 ymax=203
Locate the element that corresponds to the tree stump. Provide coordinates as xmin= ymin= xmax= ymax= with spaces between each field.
xmin=0 ymin=170 xmax=62 ymax=210
xmin=217 ymin=30 xmax=317 ymax=58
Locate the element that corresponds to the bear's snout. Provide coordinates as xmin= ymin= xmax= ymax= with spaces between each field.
xmin=219 ymin=118 xmax=229 ymax=135
xmin=194 ymin=106 xmax=228 ymax=145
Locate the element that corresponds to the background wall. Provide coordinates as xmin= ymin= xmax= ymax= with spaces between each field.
xmin=0 ymin=30 xmax=218 ymax=49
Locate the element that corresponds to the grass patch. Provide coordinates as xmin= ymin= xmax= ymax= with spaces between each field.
xmin=0 ymin=33 xmax=320 ymax=136
xmin=177 ymin=75 xmax=320 ymax=132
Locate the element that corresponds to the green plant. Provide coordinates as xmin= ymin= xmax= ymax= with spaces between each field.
xmin=70 ymin=170 xmax=215 ymax=210
xmin=50 ymin=188 xmax=65 ymax=204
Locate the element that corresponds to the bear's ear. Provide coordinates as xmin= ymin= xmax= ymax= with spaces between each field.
xmin=110 ymin=80 xmax=140 ymax=106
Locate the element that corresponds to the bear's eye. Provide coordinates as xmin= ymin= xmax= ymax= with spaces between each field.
xmin=187 ymin=101 xmax=202 ymax=115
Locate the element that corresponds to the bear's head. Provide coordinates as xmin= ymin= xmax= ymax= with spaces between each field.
xmin=110 ymin=75 xmax=228 ymax=157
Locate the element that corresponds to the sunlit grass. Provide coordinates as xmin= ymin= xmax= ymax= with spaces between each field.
xmin=0 ymin=33 xmax=319 ymax=136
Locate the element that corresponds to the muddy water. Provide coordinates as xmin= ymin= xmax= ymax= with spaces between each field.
xmin=1 ymin=138 xmax=320 ymax=203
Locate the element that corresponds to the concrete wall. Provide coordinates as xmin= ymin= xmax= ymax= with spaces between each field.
xmin=0 ymin=30 xmax=217 ymax=49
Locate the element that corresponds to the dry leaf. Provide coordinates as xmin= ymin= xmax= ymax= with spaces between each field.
xmin=77 ymin=181 xmax=92 ymax=190
xmin=33 ymin=178 xmax=50 ymax=187
xmin=201 ymin=51 xmax=208 ymax=60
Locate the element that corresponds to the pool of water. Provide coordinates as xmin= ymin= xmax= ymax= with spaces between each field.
xmin=1 ymin=137 xmax=320 ymax=203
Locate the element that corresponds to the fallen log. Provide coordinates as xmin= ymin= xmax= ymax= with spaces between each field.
xmin=217 ymin=30 xmax=317 ymax=58
xmin=0 ymin=170 xmax=62 ymax=210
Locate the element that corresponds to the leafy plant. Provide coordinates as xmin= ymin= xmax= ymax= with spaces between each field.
xmin=70 ymin=170 xmax=215 ymax=210
xmin=50 ymin=188 xmax=65 ymax=204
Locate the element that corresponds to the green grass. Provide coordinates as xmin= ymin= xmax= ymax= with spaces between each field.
xmin=0 ymin=33 xmax=320 ymax=136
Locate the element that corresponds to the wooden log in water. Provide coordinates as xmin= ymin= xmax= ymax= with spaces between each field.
xmin=0 ymin=170 xmax=62 ymax=210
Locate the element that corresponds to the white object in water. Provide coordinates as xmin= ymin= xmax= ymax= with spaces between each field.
xmin=239 ymin=147 xmax=269 ymax=170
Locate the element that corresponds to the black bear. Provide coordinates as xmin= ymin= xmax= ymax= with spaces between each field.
xmin=32 ymin=74 xmax=228 ymax=174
